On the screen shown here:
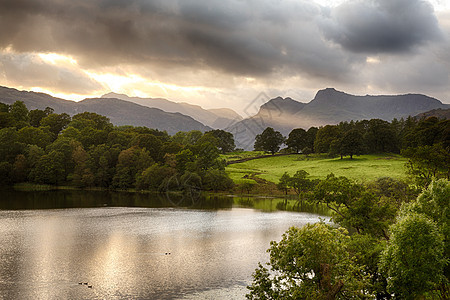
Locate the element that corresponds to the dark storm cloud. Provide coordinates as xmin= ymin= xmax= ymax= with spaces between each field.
xmin=323 ymin=0 xmax=443 ymax=53
xmin=0 ymin=0 xmax=357 ymax=80
xmin=0 ymin=0 xmax=445 ymax=82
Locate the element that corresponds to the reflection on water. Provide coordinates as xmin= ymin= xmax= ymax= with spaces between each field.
xmin=0 ymin=190 xmax=329 ymax=299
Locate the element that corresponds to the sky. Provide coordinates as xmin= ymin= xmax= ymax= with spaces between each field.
xmin=0 ymin=0 xmax=449 ymax=116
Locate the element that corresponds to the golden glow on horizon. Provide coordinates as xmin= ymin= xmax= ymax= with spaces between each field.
xmin=29 ymin=87 xmax=89 ymax=101
xmin=38 ymin=53 xmax=77 ymax=65
xmin=85 ymin=71 xmax=213 ymax=99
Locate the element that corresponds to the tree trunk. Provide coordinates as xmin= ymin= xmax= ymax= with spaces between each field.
xmin=319 ymin=263 xmax=344 ymax=300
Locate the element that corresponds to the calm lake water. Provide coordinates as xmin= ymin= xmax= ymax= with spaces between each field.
xmin=0 ymin=190 xmax=328 ymax=299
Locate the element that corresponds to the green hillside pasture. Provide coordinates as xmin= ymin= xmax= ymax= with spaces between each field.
xmin=221 ymin=151 xmax=267 ymax=163
xmin=226 ymin=154 xmax=408 ymax=184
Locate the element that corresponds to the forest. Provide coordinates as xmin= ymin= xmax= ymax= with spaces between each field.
xmin=0 ymin=100 xmax=448 ymax=191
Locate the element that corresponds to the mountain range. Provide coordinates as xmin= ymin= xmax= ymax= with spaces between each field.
xmin=226 ymin=88 xmax=450 ymax=149
xmin=101 ymin=92 xmax=242 ymax=129
xmin=0 ymin=86 xmax=211 ymax=135
xmin=0 ymin=85 xmax=448 ymax=147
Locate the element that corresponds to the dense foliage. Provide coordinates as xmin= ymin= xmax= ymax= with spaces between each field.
xmin=256 ymin=115 xmax=449 ymax=186
xmin=249 ymin=178 xmax=449 ymax=299
xmin=0 ymin=101 xmax=235 ymax=192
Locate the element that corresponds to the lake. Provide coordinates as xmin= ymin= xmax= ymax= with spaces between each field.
xmin=0 ymin=190 xmax=328 ymax=299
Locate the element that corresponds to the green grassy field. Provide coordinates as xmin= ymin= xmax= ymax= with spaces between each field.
xmin=226 ymin=153 xmax=409 ymax=184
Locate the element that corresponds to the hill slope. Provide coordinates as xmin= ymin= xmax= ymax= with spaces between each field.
xmin=102 ymin=92 xmax=242 ymax=129
xmin=0 ymin=86 xmax=211 ymax=134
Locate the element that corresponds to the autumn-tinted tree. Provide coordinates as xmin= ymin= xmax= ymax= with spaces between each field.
xmin=254 ymin=127 xmax=285 ymax=155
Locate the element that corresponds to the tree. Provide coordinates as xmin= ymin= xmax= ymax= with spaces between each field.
xmin=312 ymin=174 xmax=396 ymax=238
xmin=10 ymin=101 xmax=29 ymax=128
xmin=88 ymin=144 xmax=121 ymax=187
xmin=29 ymin=150 xmax=66 ymax=184
xmin=0 ymin=112 xmax=14 ymax=129
xmin=340 ymin=129 xmax=364 ymax=159
xmin=131 ymin=133 xmax=163 ymax=161
xmin=277 ymin=172 xmax=291 ymax=195
xmin=289 ymin=170 xmax=314 ymax=195
xmin=254 ymin=127 xmax=285 ymax=155
xmin=29 ymin=107 xmax=52 ymax=127
xmin=400 ymin=179 xmax=450 ymax=287
xmin=202 ymin=169 xmax=234 ymax=191
xmin=207 ymin=129 xmax=235 ymax=153
xmin=247 ymin=223 xmax=371 ymax=299
xmin=0 ymin=128 xmax=25 ymax=163
xmin=40 ymin=113 xmax=71 ymax=136
xmin=314 ymin=125 xmax=340 ymax=154
xmin=136 ymin=163 xmax=176 ymax=190
xmin=306 ymin=127 xmax=319 ymax=153
xmin=286 ymin=128 xmax=308 ymax=153
xmin=71 ymin=112 xmax=112 ymax=131
xmin=113 ymin=146 xmax=153 ymax=189
xmin=380 ymin=214 xmax=445 ymax=299
xmin=364 ymin=119 xmax=398 ymax=153
xmin=17 ymin=126 xmax=52 ymax=148
xmin=402 ymin=143 xmax=450 ymax=187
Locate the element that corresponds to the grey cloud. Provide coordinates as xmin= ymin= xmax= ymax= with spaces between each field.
xmin=0 ymin=53 xmax=104 ymax=94
xmin=0 ymin=0 xmax=447 ymax=98
xmin=323 ymin=0 xmax=443 ymax=53
xmin=0 ymin=0 xmax=357 ymax=80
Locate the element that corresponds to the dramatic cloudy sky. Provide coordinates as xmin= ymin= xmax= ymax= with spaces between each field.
xmin=0 ymin=0 xmax=449 ymax=115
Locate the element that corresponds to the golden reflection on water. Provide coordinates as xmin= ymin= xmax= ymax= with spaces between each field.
xmin=0 ymin=205 xmax=327 ymax=299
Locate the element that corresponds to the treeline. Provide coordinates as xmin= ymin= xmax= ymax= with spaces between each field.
xmin=256 ymin=116 xmax=449 ymax=185
xmin=0 ymin=101 xmax=235 ymax=192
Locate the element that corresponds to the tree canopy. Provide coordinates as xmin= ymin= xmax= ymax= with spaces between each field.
xmin=254 ymin=127 xmax=285 ymax=155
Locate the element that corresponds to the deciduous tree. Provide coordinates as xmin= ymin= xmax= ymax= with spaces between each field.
xmin=254 ymin=127 xmax=285 ymax=155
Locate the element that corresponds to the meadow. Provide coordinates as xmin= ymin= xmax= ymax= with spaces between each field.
xmin=225 ymin=153 xmax=408 ymax=184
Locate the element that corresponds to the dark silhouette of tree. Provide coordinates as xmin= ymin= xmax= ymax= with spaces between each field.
xmin=254 ymin=127 xmax=285 ymax=155
xmin=341 ymin=129 xmax=364 ymax=159
xmin=286 ymin=128 xmax=308 ymax=153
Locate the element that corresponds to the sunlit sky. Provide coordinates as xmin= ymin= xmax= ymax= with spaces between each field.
xmin=1 ymin=0 xmax=449 ymax=116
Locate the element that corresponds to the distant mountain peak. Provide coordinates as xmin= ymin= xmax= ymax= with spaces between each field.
xmin=102 ymin=92 xmax=129 ymax=99
xmin=258 ymin=96 xmax=306 ymax=116
xmin=313 ymin=88 xmax=348 ymax=100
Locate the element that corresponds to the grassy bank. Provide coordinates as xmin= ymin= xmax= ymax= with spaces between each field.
xmin=226 ymin=153 xmax=408 ymax=184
